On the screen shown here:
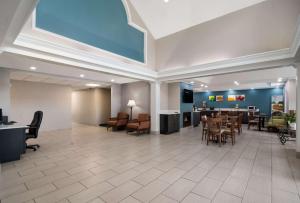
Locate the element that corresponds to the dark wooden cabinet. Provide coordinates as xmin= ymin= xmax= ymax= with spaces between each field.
xmin=160 ymin=114 xmax=180 ymax=134
xmin=193 ymin=112 xmax=200 ymax=127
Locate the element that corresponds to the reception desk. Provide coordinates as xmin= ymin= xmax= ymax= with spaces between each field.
xmin=0 ymin=124 xmax=27 ymax=163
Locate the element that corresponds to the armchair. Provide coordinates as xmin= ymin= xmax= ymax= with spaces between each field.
xmin=126 ymin=113 xmax=151 ymax=135
xmin=107 ymin=112 xmax=129 ymax=131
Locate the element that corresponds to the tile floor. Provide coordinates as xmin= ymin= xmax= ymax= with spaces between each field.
xmin=1 ymin=124 xmax=300 ymax=203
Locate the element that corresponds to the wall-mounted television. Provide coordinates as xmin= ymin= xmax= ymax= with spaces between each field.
xmin=183 ymin=89 xmax=193 ymax=103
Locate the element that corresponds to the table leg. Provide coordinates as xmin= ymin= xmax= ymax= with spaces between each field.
xmin=258 ymin=117 xmax=262 ymax=131
xmin=219 ymin=133 xmax=221 ymax=147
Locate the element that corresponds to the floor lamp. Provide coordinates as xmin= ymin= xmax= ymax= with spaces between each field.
xmin=127 ymin=100 xmax=136 ymax=120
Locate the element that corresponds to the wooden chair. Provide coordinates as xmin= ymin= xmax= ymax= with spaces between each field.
xmin=235 ymin=113 xmax=243 ymax=134
xmin=248 ymin=112 xmax=259 ymax=130
xmin=201 ymin=116 xmax=208 ymax=141
xmin=220 ymin=115 xmax=228 ymax=128
xmin=207 ymin=117 xmax=222 ymax=146
xmin=126 ymin=113 xmax=151 ymax=135
xmin=221 ymin=117 xmax=237 ymax=145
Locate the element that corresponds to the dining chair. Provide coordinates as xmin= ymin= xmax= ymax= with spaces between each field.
xmin=207 ymin=117 xmax=222 ymax=146
xmin=201 ymin=115 xmax=208 ymax=141
xmin=221 ymin=117 xmax=237 ymax=145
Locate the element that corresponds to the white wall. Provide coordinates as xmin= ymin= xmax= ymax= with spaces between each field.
xmin=121 ymin=81 xmax=150 ymax=118
xmin=111 ymin=84 xmax=122 ymax=117
xmin=0 ymin=69 xmax=11 ymax=117
xmin=72 ymin=88 xmax=111 ymax=125
xmin=156 ymin=0 xmax=300 ymax=70
xmin=10 ymin=80 xmax=72 ymax=131
xmin=285 ymin=79 xmax=297 ymax=112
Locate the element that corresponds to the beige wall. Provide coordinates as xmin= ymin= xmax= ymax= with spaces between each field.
xmin=10 ymin=80 xmax=72 ymax=131
xmin=121 ymin=81 xmax=150 ymax=118
xmin=72 ymin=88 xmax=111 ymax=126
xmin=160 ymin=82 xmax=168 ymax=110
xmin=0 ymin=69 xmax=11 ymax=117
xmin=156 ymin=0 xmax=300 ymax=70
xmin=168 ymin=83 xmax=180 ymax=111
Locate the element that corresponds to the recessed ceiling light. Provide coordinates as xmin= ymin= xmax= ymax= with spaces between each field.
xmin=278 ymin=77 xmax=283 ymax=82
xmin=164 ymin=0 xmax=169 ymax=3
xmin=190 ymin=81 xmax=194 ymax=84
xmin=251 ymin=87 xmax=255 ymax=90
xmin=30 ymin=66 xmax=36 ymax=71
xmin=234 ymin=81 xmax=239 ymax=86
xmin=200 ymin=84 xmax=204 ymax=87
xmin=204 ymin=85 xmax=208 ymax=88
xmin=111 ymin=79 xmax=115 ymax=82
xmin=80 ymin=74 xmax=85 ymax=78
xmin=86 ymin=83 xmax=100 ymax=87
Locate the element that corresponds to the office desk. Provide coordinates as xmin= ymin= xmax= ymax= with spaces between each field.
xmin=0 ymin=124 xmax=27 ymax=163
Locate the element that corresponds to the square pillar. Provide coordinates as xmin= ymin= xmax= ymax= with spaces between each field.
xmin=296 ymin=65 xmax=300 ymax=158
xmin=150 ymin=81 xmax=160 ymax=133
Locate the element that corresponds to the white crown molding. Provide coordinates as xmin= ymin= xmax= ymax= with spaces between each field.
xmin=3 ymin=44 xmax=156 ymax=82
xmin=12 ymin=33 xmax=157 ymax=80
xmin=2 ymin=4 xmax=300 ymax=82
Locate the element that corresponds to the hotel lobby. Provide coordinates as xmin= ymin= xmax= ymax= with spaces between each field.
xmin=1 ymin=0 xmax=300 ymax=202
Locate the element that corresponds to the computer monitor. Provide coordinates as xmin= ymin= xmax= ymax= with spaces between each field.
xmin=0 ymin=108 xmax=3 ymax=124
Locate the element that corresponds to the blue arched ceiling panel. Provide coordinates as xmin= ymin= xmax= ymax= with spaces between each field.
xmin=36 ymin=0 xmax=145 ymax=62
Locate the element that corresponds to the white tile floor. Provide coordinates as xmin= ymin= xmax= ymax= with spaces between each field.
xmin=1 ymin=124 xmax=300 ymax=203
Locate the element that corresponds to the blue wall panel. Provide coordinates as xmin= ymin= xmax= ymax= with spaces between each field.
xmin=36 ymin=0 xmax=145 ymax=62
xmin=194 ymin=88 xmax=284 ymax=117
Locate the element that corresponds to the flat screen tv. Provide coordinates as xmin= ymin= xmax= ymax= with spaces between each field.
xmin=183 ymin=89 xmax=193 ymax=103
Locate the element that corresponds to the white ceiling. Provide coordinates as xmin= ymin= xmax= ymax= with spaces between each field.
xmin=180 ymin=66 xmax=296 ymax=92
xmin=10 ymin=71 xmax=111 ymax=90
xmin=0 ymin=52 xmax=139 ymax=89
xmin=129 ymin=0 xmax=267 ymax=39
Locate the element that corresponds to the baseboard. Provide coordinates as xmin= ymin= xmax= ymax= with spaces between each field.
xmin=150 ymin=131 xmax=160 ymax=135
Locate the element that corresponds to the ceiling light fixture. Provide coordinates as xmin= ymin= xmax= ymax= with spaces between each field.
xmin=164 ymin=0 xmax=169 ymax=3
xmin=200 ymin=84 xmax=204 ymax=87
xmin=111 ymin=79 xmax=115 ymax=82
xmin=86 ymin=83 xmax=100 ymax=87
xmin=80 ymin=74 xmax=85 ymax=78
xmin=234 ymin=81 xmax=239 ymax=86
xmin=278 ymin=77 xmax=283 ymax=82
xmin=190 ymin=81 xmax=194 ymax=84
xmin=204 ymin=85 xmax=208 ymax=88
xmin=30 ymin=66 xmax=37 ymax=71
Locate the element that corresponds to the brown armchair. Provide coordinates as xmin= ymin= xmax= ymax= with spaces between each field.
xmin=127 ymin=113 xmax=151 ymax=135
xmin=107 ymin=112 xmax=129 ymax=131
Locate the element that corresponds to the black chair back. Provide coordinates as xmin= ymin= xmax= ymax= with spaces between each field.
xmin=29 ymin=111 xmax=43 ymax=138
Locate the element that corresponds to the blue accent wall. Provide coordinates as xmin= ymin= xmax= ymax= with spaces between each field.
xmin=180 ymin=82 xmax=194 ymax=128
xmin=36 ymin=0 xmax=145 ymax=62
xmin=194 ymin=88 xmax=284 ymax=117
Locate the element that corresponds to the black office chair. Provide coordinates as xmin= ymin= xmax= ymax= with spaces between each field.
xmin=26 ymin=111 xmax=43 ymax=151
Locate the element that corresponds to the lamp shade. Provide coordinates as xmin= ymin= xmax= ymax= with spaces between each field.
xmin=127 ymin=100 xmax=136 ymax=107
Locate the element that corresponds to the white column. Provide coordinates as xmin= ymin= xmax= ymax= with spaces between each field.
xmin=0 ymin=69 xmax=11 ymax=117
xmin=296 ymin=65 xmax=300 ymax=158
xmin=110 ymin=84 xmax=121 ymax=117
xmin=150 ymin=81 xmax=160 ymax=133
